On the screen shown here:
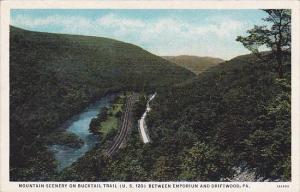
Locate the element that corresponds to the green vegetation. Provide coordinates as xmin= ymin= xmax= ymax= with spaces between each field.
xmin=57 ymin=96 xmax=149 ymax=181
xmin=146 ymin=54 xmax=290 ymax=181
xmin=54 ymin=53 xmax=291 ymax=181
xmin=10 ymin=26 xmax=194 ymax=181
xmin=133 ymin=94 xmax=148 ymax=118
xmin=163 ymin=55 xmax=224 ymax=74
xmin=46 ymin=132 xmax=84 ymax=148
xmin=90 ymin=95 xmax=125 ymax=138
xmin=237 ymin=9 xmax=291 ymax=78
xmin=100 ymin=117 xmax=118 ymax=136
xmin=10 ymin=21 xmax=290 ymax=181
xmin=89 ymin=107 xmax=109 ymax=135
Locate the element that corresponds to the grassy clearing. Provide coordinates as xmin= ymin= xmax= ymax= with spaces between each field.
xmin=100 ymin=116 xmax=118 ymax=136
xmin=99 ymin=94 xmax=125 ymax=137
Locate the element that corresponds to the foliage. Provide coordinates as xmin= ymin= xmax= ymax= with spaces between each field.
xmin=46 ymin=132 xmax=84 ymax=148
xmin=54 ymin=53 xmax=290 ymax=182
xmin=179 ymin=142 xmax=234 ymax=181
xmin=236 ymin=9 xmax=291 ymax=78
xmin=9 ymin=26 xmax=194 ymax=181
xmin=90 ymin=95 xmax=125 ymax=137
xmin=240 ymin=78 xmax=291 ymax=179
xmin=133 ymin=94 xmax=148 ymax=118
xmin=10 ymin=24 xmax=291 ymax=182
xmin=89 ymin=107 xmax=109 ymax=134
xmin=150 ymin=54 xmax=290 ymax=180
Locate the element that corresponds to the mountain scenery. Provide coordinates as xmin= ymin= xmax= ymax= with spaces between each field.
xmin=163 ymin=55 xmax=224 ymax=74
xmin=10 ymin=26 xmax=193 ymax=180
xmin=9 ymin=9 xmax=291 ymax=182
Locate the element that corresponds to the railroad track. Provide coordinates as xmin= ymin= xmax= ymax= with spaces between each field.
xmin=106 ymin=93 xmax=139 ymax=157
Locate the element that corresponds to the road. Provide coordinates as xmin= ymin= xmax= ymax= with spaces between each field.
xmin=138 ymin=93 xmax=156 ymax=143
xmin=106 ymin=93 xmax=139 ymax=157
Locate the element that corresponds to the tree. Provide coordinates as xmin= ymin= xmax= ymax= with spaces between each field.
xmin=236 ymin=9 xmax=291 ymax=78
xmin=152 ymin=156 xmax=176 ymax=181
xmin=179 ymin=142 xmax=233 ymax=181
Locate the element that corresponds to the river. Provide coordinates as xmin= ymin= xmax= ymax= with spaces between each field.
xmin=49 ymin=94 xmax=115 ymax=171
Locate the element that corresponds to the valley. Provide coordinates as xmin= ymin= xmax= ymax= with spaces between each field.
xmin=163 ymin=55 xmax=224 ymax=74
xmin=9 ymin=26 xmax=194 ymax=181
xmin=9 ymin=25 xmax=291 ymax=182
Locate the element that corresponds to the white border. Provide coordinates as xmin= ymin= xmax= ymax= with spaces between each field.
xmin=1 ymin=1 xmax=299 ymax=192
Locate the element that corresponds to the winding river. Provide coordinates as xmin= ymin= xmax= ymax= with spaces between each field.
xmin=49 ymin=94 xmax=115 ymax=171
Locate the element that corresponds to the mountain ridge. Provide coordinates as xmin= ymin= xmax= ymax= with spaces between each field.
xmin=58 ymin=52 xmax=290 ymax=181
xmin=9 ymin=26 xmax=194 ymax=181
xmin=163 ymin=55 xmax=224 ymax=74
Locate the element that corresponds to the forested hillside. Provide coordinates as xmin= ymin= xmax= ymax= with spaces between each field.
xmin=9 ymin=26 xmax=194 ymax=181
xmin=9 ymin=25 xmax=290 ymax=182
xmin=147 ymin=54 xmax=291 ymax=181
xmin=163 ymin=55 xmax=224 ymax=74
xmin=59 ymin=53 xmax=290 ymax=181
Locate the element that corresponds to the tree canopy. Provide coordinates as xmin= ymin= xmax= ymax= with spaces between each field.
xmin=237 ymin=9 xmax=291 ymax=78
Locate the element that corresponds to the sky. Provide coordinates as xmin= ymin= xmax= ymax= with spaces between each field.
xmin=11 ymin=9 xmax=267 ymax=60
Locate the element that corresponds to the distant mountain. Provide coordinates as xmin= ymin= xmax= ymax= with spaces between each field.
xmin=163 ymin=55 xmax=224 ymax=74
xmin=9 ymin=26 xmax=194 ymax=181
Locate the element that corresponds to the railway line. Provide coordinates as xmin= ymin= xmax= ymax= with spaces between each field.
xmin=106 ymin=93 xmax=139 ymax=157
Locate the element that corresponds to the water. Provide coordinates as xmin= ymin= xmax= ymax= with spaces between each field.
xmin=49 ymin=94 xmax=115 ymax=171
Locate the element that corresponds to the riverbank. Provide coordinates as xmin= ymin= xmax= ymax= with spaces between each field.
xmin=48 ymin=94 xmax=115 ymax=171
xmin=89 ymin=94 xmax=126 ymax=138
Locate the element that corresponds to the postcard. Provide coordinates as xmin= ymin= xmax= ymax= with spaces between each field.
xmin=0 ymin=0 xmax=299 ymax=191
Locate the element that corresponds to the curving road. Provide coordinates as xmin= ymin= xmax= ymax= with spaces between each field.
xmin=138 ymin=92 xmax=157 ymax=143
xmin=106 ymin=93 xmax=139 ymax=157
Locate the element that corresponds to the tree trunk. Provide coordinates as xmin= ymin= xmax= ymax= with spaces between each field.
xmin=278 ymin=60 xmax=283 ymax=78
xmin=277 ymin=12 xmax=284 ymax=79
xmin=276 ymin=43 xmax=284 ymax=78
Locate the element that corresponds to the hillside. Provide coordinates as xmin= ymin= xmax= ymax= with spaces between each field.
xmin=59 ymin=53 xmax=291 ymax=181
xmin=147 ymin=54 xmax=291 ymax=181
xmin=9 ymin=26 xmax=194 ymax=181
xmin=163 ymin=55 xmax=224 ymax=74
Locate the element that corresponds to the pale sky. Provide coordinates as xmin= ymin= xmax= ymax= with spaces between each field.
xmin=11 ymin=9 xmax=267 ymax=60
